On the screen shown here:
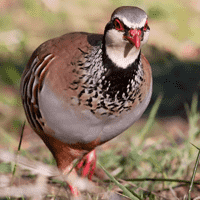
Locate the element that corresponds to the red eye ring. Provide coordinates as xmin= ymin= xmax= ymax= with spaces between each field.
xmin=143 ymin=20 xmax=148 ymax=31
xmin=114 ymin=18 xmax=124 ymax=31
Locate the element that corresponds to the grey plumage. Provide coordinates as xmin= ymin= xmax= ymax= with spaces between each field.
xmin=111 ymin=6 xmax=147 ymax=26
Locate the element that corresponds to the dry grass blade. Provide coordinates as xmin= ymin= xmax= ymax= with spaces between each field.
xmin=0 ymin=174 xmax=48 ymax=199
xmin=139 ymin=95 xmax=162 ymax=146
xmin=98 ymin=161 xmax=141 ymax=200
xmin=0 ymin=149 xmax=59 ymax=176
xmin=11 ymin=121 xmax=26 ymax=186
xmin=188 ymin=143 xmax=200 ymax=200
xmin=0 ymin=149 xmax=98 ymax=198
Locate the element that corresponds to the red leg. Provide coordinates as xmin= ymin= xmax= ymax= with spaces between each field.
xmin=62 ymin=164 xmax=80 ymax=197
xmin=64 ymin=150 xmax=96 ymax=197
xmin=69 ymin=184 xmax=79 ymax=197
xmin=77 ymin=149 xmax=96 ymax=180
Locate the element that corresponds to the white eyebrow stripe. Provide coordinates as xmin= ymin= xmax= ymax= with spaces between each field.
xmin=115 ymin=15 xmax=147 ymax=29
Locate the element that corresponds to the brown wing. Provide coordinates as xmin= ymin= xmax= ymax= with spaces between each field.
xmin=20 ymin=32 xmax=103 ymax=134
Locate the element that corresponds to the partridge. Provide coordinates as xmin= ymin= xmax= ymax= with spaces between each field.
xmin=20 ymin=6 xmax=152 ymax=197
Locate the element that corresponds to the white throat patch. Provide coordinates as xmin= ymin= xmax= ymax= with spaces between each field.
xmin=105 ymin=29 xmax=141 ymax=69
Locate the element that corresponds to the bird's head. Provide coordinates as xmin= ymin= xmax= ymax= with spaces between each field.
xmin=104 ymin=6 xmax=150 ymax=69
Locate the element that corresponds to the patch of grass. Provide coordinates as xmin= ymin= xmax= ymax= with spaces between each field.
xmin=98 ymin=94 xmax=200 ymax=199
xmin=0 ymin=163 xmax=12 ymax=174
xmin=148 ymin=6 xmax=167 ymax=20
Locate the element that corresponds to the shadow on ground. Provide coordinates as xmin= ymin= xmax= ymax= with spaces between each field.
xmin=145 ymin=45 xmax=200 ymax=118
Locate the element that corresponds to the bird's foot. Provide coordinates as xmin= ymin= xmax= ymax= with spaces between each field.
xmin=69 ymin=184 xmax=79 ymax=196
xmin=77 ymin=149 xmax=96 ymax=180
xmin=65 ymin=150 xmax=96 ymax=197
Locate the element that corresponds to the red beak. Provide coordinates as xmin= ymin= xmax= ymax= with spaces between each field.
xmin=126 ymin=29 xmax=142 ymax=49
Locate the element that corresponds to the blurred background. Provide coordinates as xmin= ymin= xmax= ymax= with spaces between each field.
xmin=0 ymin=0 xmax=200 ymax=198
xmin=1 ymin=0 xmax=200 ymax=153
xmin=0 ymin=0 xmax=200 ymax=154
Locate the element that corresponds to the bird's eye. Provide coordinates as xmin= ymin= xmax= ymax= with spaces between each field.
xmin=143 ymin=20 xmax=149 ymax=31
xmin=114 ymin=19 xmax=124 ymax=31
